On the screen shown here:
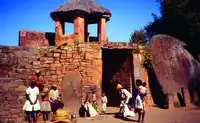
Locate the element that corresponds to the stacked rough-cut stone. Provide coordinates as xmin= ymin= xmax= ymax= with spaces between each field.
xmin=0 ymin=42 xmax=149 ymax=123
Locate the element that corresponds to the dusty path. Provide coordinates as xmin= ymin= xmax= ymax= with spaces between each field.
xmin=22 ymin=107 xmax=200 ymax=123
xmin=77 ymin=107 xmax=200 ymax=123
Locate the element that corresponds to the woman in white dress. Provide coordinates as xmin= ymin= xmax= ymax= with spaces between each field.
xmin=23 ymin=80 xmax=40 ymax=123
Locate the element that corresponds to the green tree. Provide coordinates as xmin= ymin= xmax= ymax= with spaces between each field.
xmin=129 ymin=29 xmax=148 ymax=45
xmin=145 ymin=0 xmax=200 ymax=61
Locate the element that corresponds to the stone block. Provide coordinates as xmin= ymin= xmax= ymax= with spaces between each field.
xmin=52 ymin=75 xmax=57 ymax=79
xmin=42 ymin=64 xmax=50 ymax=68
xmin=67 ymin=53 xmax=72 ymax=58
xmin=61 ymin=50 xmax=67 ymax=53
xmin=56 ymin=70 xmax=62 ymax=75
xmin=15 ymin=85 xmax=26 ymax=93
xmin=50 ymin=71 xmax=56 ymax=75
xmin=54 ymin=61 xmax=60 ymax=63
xmin=54 ymin=53 xmax=60 ymax=58
xmin=61 ymin=54 xmax=67 ymax=59
xmin=47 ymin=53 xmax=53 ymax=57
xmin=44 ymin=60 xmax=54 ymax=64
xmin=32 ymin=61 xmax=40 ymax=66
xmin=39 ymin=57 xmax=47 ymax=61
xmin=50 ymin=63 xmax=58 ymax=68
xmin=10 ymin=109 xmax=21 ymax=114
xmin=47 ymin=58 xmax=54 ymax=61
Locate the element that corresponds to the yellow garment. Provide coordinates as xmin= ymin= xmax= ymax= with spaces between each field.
xmin=53 ymin=109 xmax=68 ymax=121
xmin=116 ymin=84 xmax=123 ymax=90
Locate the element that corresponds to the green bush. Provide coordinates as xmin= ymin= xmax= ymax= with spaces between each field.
xmin=142 ymin=52 xmax=152 ymax=68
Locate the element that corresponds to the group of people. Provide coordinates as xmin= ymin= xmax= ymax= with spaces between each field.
xmin=23 ymin=79 xmax=64 ymax=123
xmin=78 ymin=79 xmax=147 ymax=123
xmin=117 ymin=79 xmax=147 ymax=123
xmin=79 ymin=90 xmax=108 ymax=118
xmin=23 ymin=77 xmax=146 ymax=123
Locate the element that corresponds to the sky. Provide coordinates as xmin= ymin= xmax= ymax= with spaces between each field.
xmin=0 ymin=0 xmax=160 ymax=46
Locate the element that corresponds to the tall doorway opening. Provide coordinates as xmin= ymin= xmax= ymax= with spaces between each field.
xmin=102 ymin=48 xmax=134 ymax=107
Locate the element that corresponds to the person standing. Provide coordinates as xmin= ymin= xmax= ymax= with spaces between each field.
xmin=23 ymin=80 xmax=40 ymax=123
xmin=49 ymin=85 xmax=64 ymax=115
xmin=116 ymin=84 xmax=132 ymax=104
xmin=40 ymin=87 xmax=51 ymax=123
xmin=101 ymin=92 xmax=108 ymax=113
xmin=116 ymin=84 xmax=132 ymax=113
xmin=135 ymin=79 xmax=147 ymax=123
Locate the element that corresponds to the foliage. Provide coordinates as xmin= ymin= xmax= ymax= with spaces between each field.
xmin=130 ymin=29 xmax=148 ymax=45
xmin=134 ymin=45 xmax=141 ymax=53
xmin=142 ymin=52 xmax=152 ymax=69
xmin=145 ymin=0 xmax=200 ymax=61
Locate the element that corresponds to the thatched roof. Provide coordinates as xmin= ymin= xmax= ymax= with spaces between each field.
xmin=50 ymin=0 xmax=111 ymax=24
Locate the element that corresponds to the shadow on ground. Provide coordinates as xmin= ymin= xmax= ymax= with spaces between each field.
xmin=114 ymin=113 xmax=138 ymax=122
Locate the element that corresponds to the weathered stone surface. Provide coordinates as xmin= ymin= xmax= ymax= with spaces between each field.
xmin=19 ymin=30 xmax=54 ymax=46
xmin=150 ymin=34 xmax=200 ymax=108
xmin=0 ymin=42 xmax=148 ymax=122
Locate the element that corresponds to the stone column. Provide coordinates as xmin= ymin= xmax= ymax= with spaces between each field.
xmin=167 ymin=93 xmax=176 ymax=110
xmin=55 ymin=18 xmax=64 ymax=44
xmin=182 ymin=88 xmax=195 ymax=109
xmin=74 ymin=15 xmax=85 ymax=42
xmin=98 ymin=18 xmax=106 ymax=42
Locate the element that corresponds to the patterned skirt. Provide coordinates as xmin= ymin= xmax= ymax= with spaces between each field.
xmin=40 ymin=101 xmax=51 ymax=112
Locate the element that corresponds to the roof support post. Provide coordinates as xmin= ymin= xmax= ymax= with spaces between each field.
xmin=55 ymin=18 xmax=64 ymax=44
xmin=74 ymin=15 xmax=85 ymax=43
xmin=98 ymin=17 xmax=106 ymax=43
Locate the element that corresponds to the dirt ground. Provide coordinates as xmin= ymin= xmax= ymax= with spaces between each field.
xmin=22 ymin=107 xmax=200 ymax=123
xmin=77 ymin=107 xmax=200 ymax=123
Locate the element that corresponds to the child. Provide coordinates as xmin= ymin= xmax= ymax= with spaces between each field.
xmin=138 ymin=82 xmax=147 ymax=101
xmin=40 ymin=87 xmax=51 ymax=123
xmin=101 ymin=92 xmax=108 ymax=113
xmin=91 ymin=91 xmax=97 ymax=110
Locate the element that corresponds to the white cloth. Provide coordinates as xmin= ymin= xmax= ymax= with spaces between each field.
xmin=102 ymin=103 xmax=107 ymax=112
xmin=23 ymin=86 xmax=40 ymax=111
xmin=135 ymin=95 xmax=143 ymax=109
xmin=138 ymin=86 xmax=146 ymax=94
xmin=101 ymin=96 xmax=108 ymax=104
xmin=101 ymin=96 xmax=108 ymax=112
xmin=121 ymin=103 xmax=135 ymax=117
xmin=84 ymin=102 xmax=98 ymax=117
xmin=121 ymin=89 xmax=132 ymax=104
xmin=49 ymin=89 xmax=59 ymax=102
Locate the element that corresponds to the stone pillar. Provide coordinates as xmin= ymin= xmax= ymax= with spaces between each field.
xmin=182 ymin=88 xmax=195 ymax=108
xmin=74 ymin=15 xmax=85 ymax=42
xmin=167 ymin=93 xmax=176 ymax=110
xmin=98 ymin=18 xmax=106 ymax=42
xmin=55 ymin=18 xmax=64 ymax=43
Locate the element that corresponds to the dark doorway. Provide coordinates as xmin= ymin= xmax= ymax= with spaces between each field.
xmin=102 ymin=48 xmax=133 ymax=107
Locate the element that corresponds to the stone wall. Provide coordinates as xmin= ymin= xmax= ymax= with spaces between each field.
xmin=0 ymin=42 xmax=150 ymax=122
xmin=0 ymin=43 xmax=102 ymax=122
xmin=19 ymin=30 xmax=55 ymax=46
